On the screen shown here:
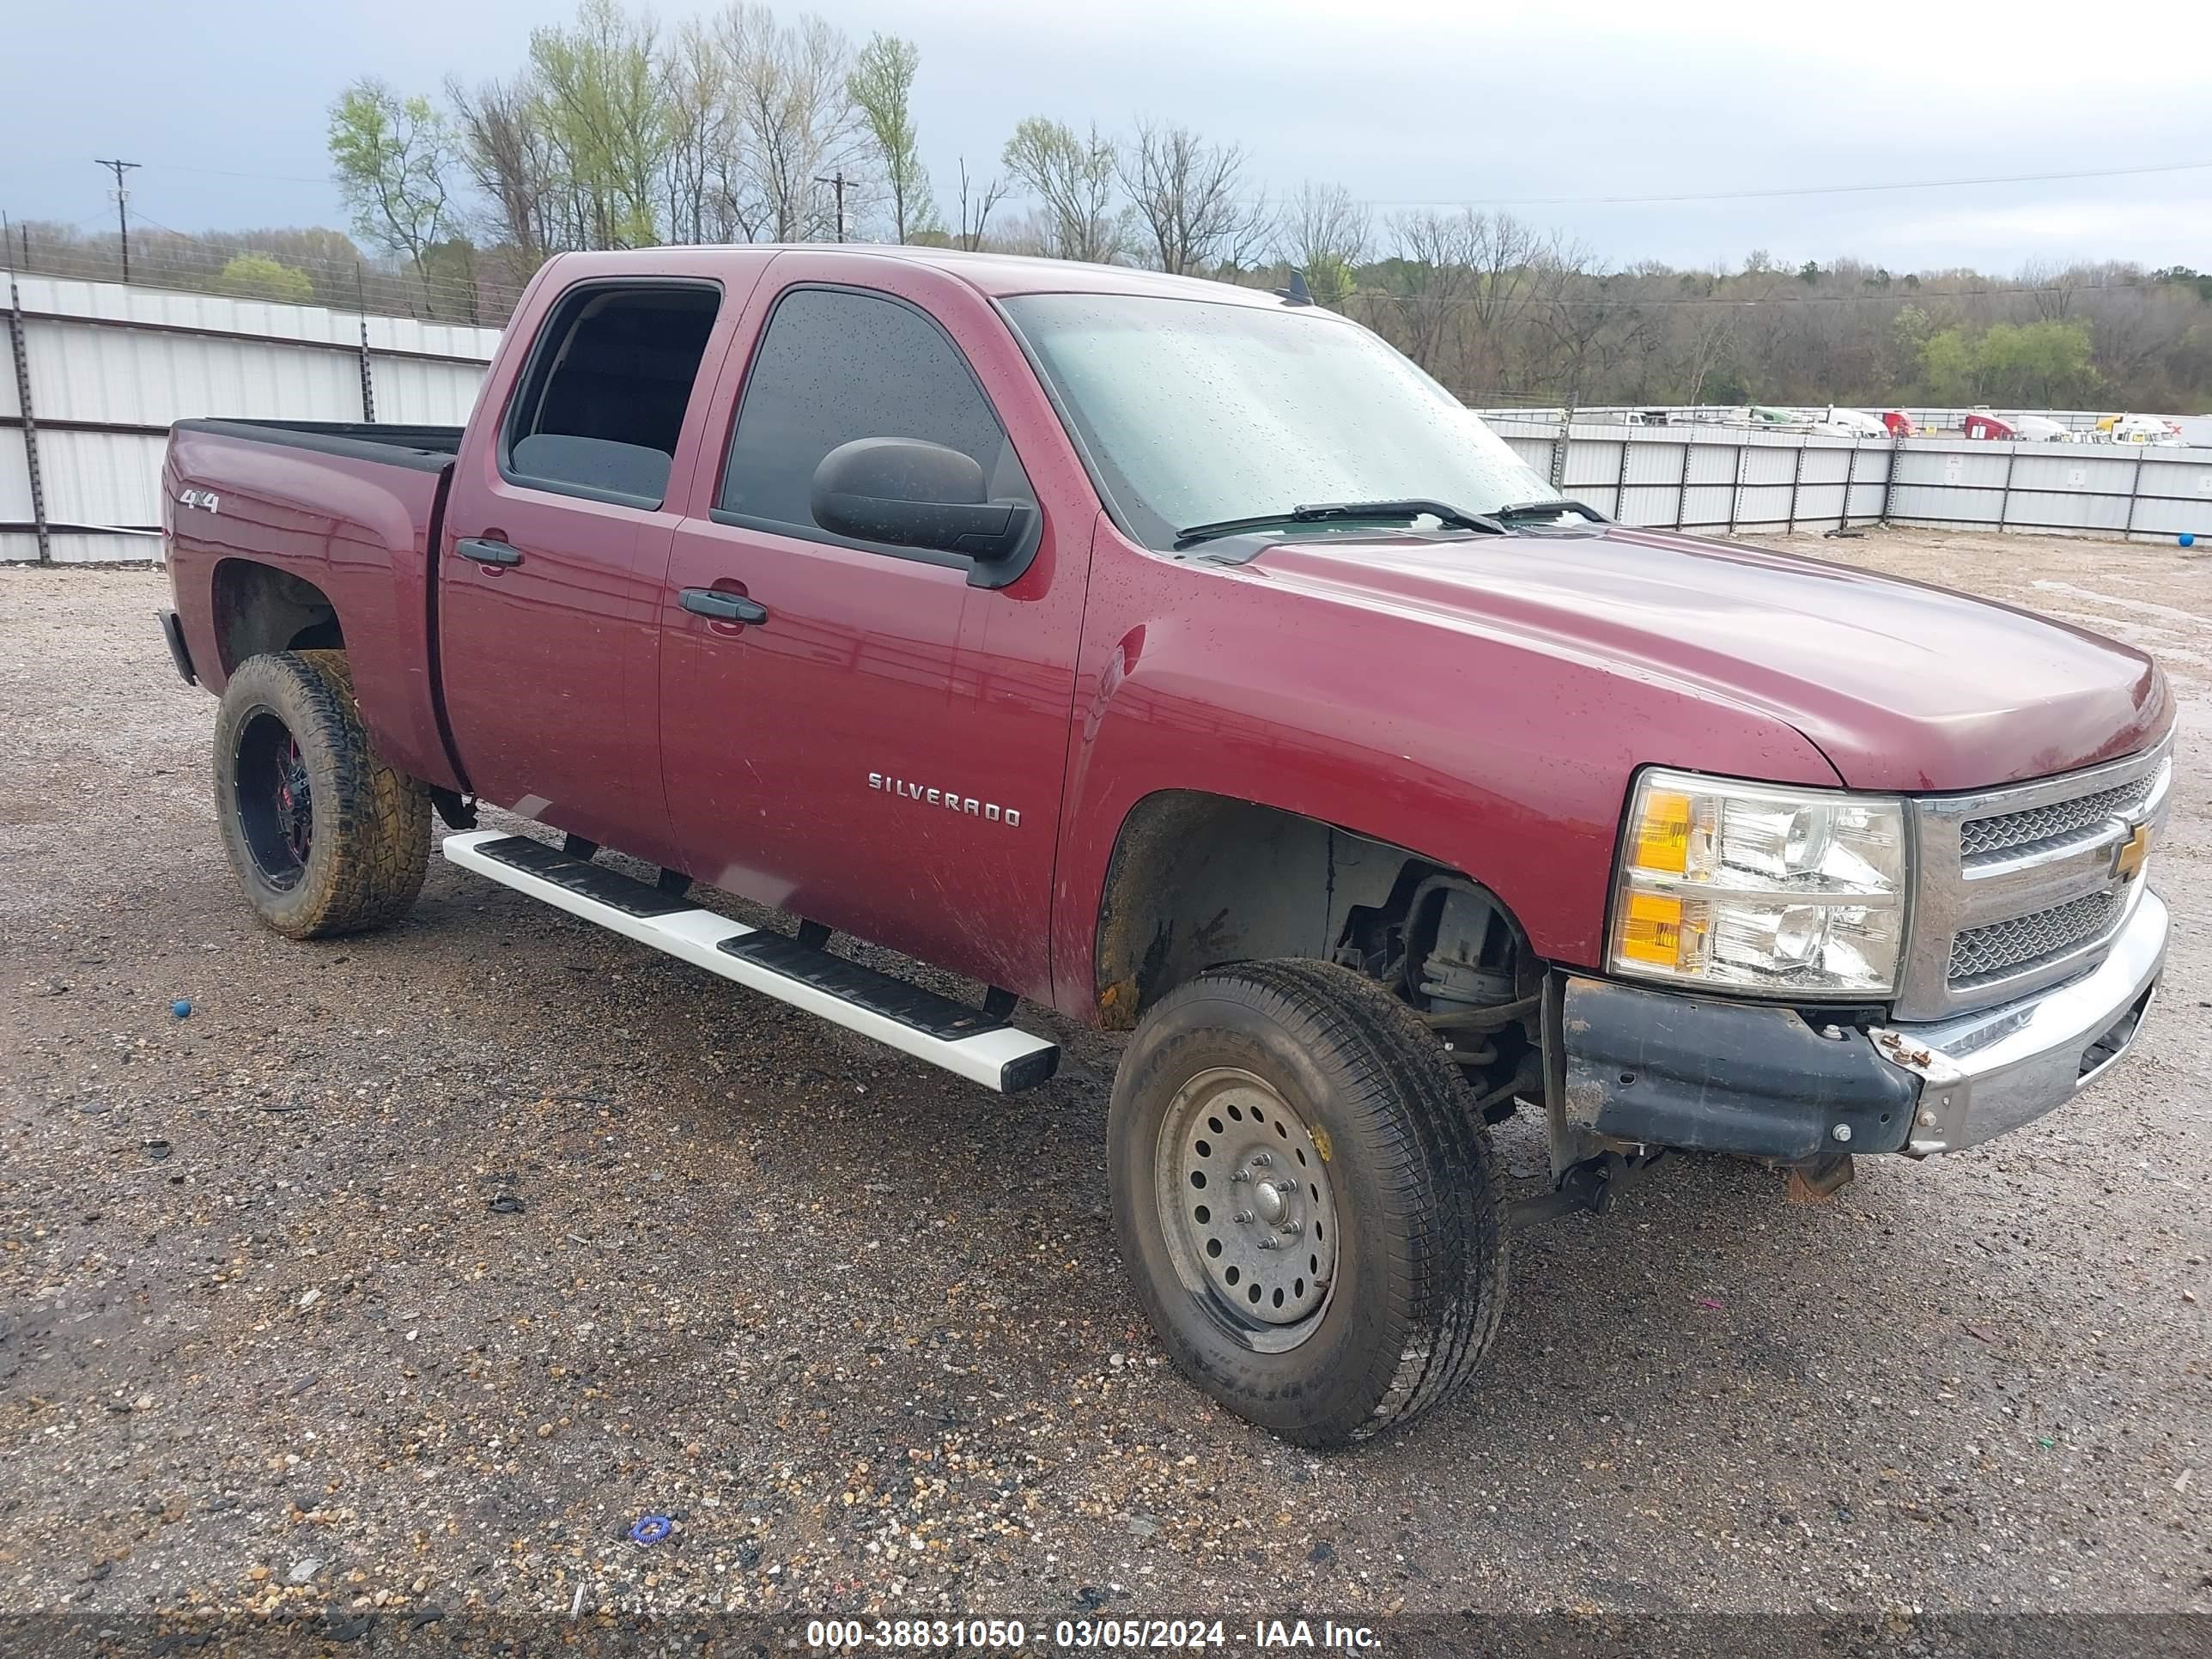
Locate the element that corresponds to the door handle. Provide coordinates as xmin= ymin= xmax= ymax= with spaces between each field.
xmin=457 ymin=538 xmax=523 ymax=567
xmin=678 ymin=587 xmax=769 ymax=625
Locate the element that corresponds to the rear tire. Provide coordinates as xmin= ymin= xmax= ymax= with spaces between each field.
xmin=212 ymin=650 xmax=430 ymax=939
xmin=1108 ymin=959 xmax=1508 ymax=1446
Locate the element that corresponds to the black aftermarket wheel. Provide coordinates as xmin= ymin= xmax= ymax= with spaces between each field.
xmin=1108 ymin=959 xmax=1508 ymax=1446
xmin=212 ymin=650 xmax=430 ymax=939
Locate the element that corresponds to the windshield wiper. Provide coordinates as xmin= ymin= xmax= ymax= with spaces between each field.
xmin=1489 ymin=499 xmax=1609 ymax=526
xmin=1174 ymin=499 xmax=1506 ymax=550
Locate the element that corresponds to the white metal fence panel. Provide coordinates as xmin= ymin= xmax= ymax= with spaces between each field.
xmin=368 ymin=356 xmax=489 ymax=426
xmin=25 ymin=316 xmax=368 ymax=429
xmin=3 ymin=274 xmax=498 ymax=562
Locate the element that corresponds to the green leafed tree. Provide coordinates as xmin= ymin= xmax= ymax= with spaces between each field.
xmin=328 ymin=78 xmax=460 ymax=311
xmin=848 ymin=33 xmax=935 ymax=243
xmin=1001 ymin=117 xmax=1121 ymax=263
xmin=218 ymin=252 xmax=316 ymax=305
xmin=527 ymin=0 xmax=669 ymax=249
xmin=1978 ymin=319 xmax=2098 ymax=405
xmin=1919 ymin=325 xmax=1982 ymax=402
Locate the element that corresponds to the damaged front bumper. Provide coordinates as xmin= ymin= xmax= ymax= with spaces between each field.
xmin=1875 ymin=887 xmax=2166 ymax=1154
xmin=1557 ymin=887 xmax=2167 ymax=1164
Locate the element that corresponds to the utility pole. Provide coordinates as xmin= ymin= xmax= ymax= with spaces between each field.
xmin=94 ymin=158 xmax=140 ymax=283
xmin=812 ymin=171 xmax=847 ymax=243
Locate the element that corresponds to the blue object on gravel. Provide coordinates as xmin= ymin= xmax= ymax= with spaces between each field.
xmin=2183 ymin=533 xmax=2197 ymax=548
xmin=629 ymin=1515 xmax=672 ymax=1545
xmin=172 ymin=999 xmax=192 ymax=1018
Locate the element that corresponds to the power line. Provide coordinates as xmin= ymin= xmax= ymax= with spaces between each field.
xmin=1328 ymin=158 xmax=2212 ymax=210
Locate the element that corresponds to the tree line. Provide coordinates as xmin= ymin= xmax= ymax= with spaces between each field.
xmin=11 ymin=0 xmax=2209 ymax=411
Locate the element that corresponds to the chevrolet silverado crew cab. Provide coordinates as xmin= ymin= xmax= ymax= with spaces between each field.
xmin=159 ymin=246 xmax=2172 ymax=1447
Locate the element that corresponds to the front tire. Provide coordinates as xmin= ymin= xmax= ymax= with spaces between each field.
xmin=211 ymin=650 xmax=429 ymax=939
xmin=1108 ymin=959 xmax=1508 ymax=1446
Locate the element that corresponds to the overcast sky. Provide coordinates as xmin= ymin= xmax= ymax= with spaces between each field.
xmin=5 ymin=0 xmax=2209 ymax=273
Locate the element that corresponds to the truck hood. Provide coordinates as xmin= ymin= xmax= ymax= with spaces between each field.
xmin=1245 ymin=525 xmax=2169 ymax=791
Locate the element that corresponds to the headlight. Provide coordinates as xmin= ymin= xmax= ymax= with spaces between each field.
xmin=1608 ymin=769 xmax=1907 ymax=995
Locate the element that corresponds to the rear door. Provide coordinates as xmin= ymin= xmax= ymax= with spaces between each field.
xmin=438 ymin=276 xmax=738 ymax=865
xmin=659 ymin=253 xmax=1097 ymax=1001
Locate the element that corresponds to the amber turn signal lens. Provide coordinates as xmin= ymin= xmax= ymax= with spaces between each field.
xmin=1617 ymin=890 xmax=1685 ymax=966
xmin=1630 ymin=789 xmax=1692 ymax=874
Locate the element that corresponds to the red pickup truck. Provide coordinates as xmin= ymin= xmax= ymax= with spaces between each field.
xmin=160 ymin=246 xmax=2172 ymax=1447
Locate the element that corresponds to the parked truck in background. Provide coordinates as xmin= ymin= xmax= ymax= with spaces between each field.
xmin=160 ymin=246 xmax=2173 ymax=1447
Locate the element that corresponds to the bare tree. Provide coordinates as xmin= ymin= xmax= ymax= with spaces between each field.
xmin=1384 ymin=210 xmax=1476 ymax=377
xmin=1285 ymin=180 xmax=1370 ymax=305
xmin=718 ymin=3 xmax=861 ymax=242
xmin=956 ymin=156 xmax=1010 ymax=252
xmin=2021 ymin=258 xmax=2081 ymax=321
xmin=1001 ymin=117 xmax=1121 ymax=263
xmin=659 ymin=20 xmax=734 ymax=244
xmin=1115 ymin=120 xmax=1258 ymax=276
xmin=447 ymin=74 xmax=556 ymax=259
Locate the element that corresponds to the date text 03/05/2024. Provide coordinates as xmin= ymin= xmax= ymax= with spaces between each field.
xmin=801 ymin=1617 xmax=1379 ymax=1650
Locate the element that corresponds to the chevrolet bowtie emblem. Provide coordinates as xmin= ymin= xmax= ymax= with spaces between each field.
xmin=2113 ymin=822 xmax=2153 ymax=881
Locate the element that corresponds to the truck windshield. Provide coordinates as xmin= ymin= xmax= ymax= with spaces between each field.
xmin=1001 ymin=291 xmax=1558 ymax=551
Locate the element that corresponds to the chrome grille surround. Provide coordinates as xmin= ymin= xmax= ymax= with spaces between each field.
xmin=1894 ymin=738 xmax=2171 ymax=1021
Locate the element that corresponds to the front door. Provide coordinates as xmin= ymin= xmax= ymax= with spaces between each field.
xmin=439 ymin=279 xmax=728 ymax=865
xmin=659 ymin=256 xmax=1094 ymax=1001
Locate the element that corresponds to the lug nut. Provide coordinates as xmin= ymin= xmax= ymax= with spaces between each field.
xmin=1230 ymin=1167 xmax=1252 ymax=1184
xmin=1233 ymin=1210 xmax=1255 ymax=1224
xmin=1249 ymin=1152 xmax=1272 ymax=1168
xmin=1831 ymin=1123 xmax=1852 ymax=1143
xmin=1279 ymin=1219 xmax=1304 ymax=1237
xmin=1258 ymin=1236 xmax=1282 ymax=1251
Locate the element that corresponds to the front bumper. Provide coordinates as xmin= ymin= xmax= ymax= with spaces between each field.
xmin=1875 ymin=886 xmax=2167 ymax=1155
xmin=1557 ymin=886 xmax=2167 ymax=1162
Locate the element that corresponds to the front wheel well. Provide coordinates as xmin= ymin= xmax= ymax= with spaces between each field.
xmin=1091 ymin=791 xmax=1540 ymax=1033
xmin=211 ymin=559 xmax=343 ymax=675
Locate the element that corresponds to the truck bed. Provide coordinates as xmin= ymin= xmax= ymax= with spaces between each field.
xmin=165 ymin=417 xmax=465 ymax=792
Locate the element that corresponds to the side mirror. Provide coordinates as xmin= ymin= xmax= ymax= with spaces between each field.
xmin=810 ymin=437 xmax=1036 ymax=562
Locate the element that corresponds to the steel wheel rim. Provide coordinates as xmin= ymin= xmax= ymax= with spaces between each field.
xmin=1153 ymin=1066 xmax=1339 ymax=1353
xmin=234 ymin=708 xmax=313 ymax=890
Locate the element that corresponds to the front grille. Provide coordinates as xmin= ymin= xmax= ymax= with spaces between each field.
xmin=1948 ymin=890 xmax=2120 ymax=985
xmin=1960 ymin=775 xmax=2154 ymax=862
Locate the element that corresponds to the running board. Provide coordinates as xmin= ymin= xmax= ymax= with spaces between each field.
xmin=441 ymin=831 xmax=1060 ymax=1093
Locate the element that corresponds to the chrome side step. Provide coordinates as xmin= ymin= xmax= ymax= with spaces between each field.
xmin=441 ymin=830 xmax=1060 ymax=1093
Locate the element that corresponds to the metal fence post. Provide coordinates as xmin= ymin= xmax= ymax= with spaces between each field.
xmin=355 ymin=264 xmax=376 ymax=422
xmin=1614 ymin=432 xmax=1632 ymax=521
xmin=1550 ymin=401 xmax=1573 ymax=490
xmin=1786 ymin=440 xmax=1805 ymax=535
xmin=1881 ymin=432 xmax=1904 ymax=526
xmin=1997 ymin=446 xmax=2016 ymax=532
xmin=1727 ymin=440 xmax=1745 ymax=535
xmin=4 ymin=263 xmax=50 ymax=563
xmin=1674 ymin=440 xmax=1692 ymax=529
xmin=1838 ymin=445 xmax=1855 ymax=533
xmin=2123 ymin=447 xmax=2146 ymax=541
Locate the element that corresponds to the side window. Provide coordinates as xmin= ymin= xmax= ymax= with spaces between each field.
xmin=502 ymin=283 xmax=721 ymax=507
xmin=719 ymin=287 xmax=1033 ymax=535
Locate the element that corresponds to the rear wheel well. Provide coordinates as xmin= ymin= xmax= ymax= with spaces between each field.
xmin=212 ymin=560 xmax=343 ymax=675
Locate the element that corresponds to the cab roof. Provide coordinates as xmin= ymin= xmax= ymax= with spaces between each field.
xmin=539 ymin=243 xmax=1295 ymax=309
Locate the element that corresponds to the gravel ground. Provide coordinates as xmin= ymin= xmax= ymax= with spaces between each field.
xmin=0 ymin=527 xmax=2206 ymax=1648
